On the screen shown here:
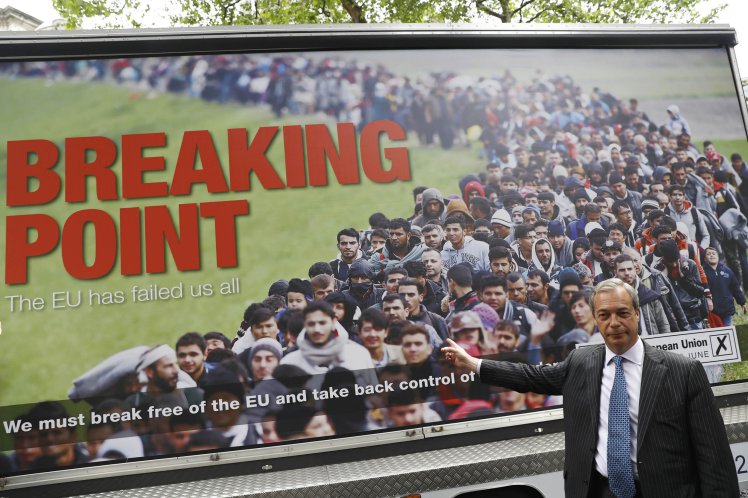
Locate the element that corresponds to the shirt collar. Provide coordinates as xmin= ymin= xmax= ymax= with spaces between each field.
xmin=605 ymin=336 xmax=644 ymax=366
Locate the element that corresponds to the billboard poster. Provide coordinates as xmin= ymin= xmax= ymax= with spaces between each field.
xmin=1 ymin=46 xmax=747 ymax=475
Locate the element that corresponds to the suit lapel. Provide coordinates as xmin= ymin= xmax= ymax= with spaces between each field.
xmin=586 ymin=346 xmax=605 ymax=427
xmin=638 ymin=344 xmax=666 ymax=449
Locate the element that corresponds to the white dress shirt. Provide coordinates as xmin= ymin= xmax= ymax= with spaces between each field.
xmin=595 ymin=337 xmax=644 ymax=478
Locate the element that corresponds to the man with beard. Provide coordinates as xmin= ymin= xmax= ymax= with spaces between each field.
xmin=343 ymin=259 xmax=385 ymax=311
xmin=526 ymin=269 xmax=558 ymax=307
xmin=370 ymin=218 xmax=427 ymax=279
xmin=422 ymin=248 xmax=449 ymax=294
xmin=29 ymin=402 xmax=88 ymax=470
xmin=548 ymin=220 xmax=574 ymax=267
xmin=507 ymin=272 xmax=548 ymax=316
xmin=383 ymin=266 xmax=409 ymax=296
xmin=441 ymin=215 xmax=490 ymax=272
xmin=398 ymin=277 xmax=449 ymax=343
xmin=446 ymin=264 xmax=481 ymax=318
xmin=528 ymin=238 xmax=561 ymax=279
xmin=411 ymin=188 xmax=446 ymax=227
xmin=421 ymin=224 xmax=445 ymax=250
xmin=383 ymin=294 xmax=442 ymax=350
xmin=614 ymin=254 xmax=669 ymax=335
xmin=488 ymin=246 xmax=517 ymax=278
xmin=126 ymin=344 xmax=203 ymax=411
xmin=330 ymin=228 xmax=363 ymax=282
xmin=403 ymin=260 xmax=447 ymax=316
xmin=592 ymin=240 xmax=622 ymax=285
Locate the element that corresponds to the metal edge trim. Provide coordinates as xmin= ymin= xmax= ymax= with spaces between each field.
xmin=726 ymin=45 xmax=748 ymax=139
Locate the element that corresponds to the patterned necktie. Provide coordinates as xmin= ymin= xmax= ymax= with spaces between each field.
xmin=608 ymin=355 xmax=636 ymax=498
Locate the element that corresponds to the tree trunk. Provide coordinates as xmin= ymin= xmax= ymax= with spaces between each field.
xmin=339 ymin=0 xmax=367 ymax=22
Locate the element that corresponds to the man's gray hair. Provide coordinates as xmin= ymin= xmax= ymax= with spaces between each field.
xmin=590 ymin=278 xmax=639 ymax=315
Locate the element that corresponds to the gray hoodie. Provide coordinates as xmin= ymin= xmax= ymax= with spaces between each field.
xmin=412 ymin=188 xmax=446 ymax=228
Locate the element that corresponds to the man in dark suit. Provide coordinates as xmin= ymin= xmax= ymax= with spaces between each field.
xmin=443 ymin=278 xmax=738 ymax=498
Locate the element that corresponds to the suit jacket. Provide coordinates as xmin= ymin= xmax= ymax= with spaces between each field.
xmin=480 ymin=343 xmax=738 ymax=497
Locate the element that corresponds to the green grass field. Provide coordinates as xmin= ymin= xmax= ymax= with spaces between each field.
xmin=0 ymin=78 xmax=486 ymax=407
xmin=1 ymin=65 xmax=747 ymax=409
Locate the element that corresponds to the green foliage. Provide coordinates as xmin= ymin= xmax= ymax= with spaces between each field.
xmin=52 ymin=0 xmax=724 ymax=27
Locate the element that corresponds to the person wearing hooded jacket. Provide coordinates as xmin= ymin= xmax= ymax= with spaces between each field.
xmin=343 ymin=259 xmax=384 ymax=312
xmin=411 ymin=187 xmax=446 ymax=228
xmin=527 ymin=238 xmax=561 ymax=280
xmin=547 ymin=220 xmax=575 ymax=267
xmin=666 ymin=104 xmax=691 ymax=136
xmin=441 ymin=215 xmax=490 ymax=272
xmin=664 ymin=184 xmax=711 ymax=251
xmin=369 ymin=218 xmax=427 ymax=278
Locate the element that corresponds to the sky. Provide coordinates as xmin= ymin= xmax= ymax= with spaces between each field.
xmin=3 ymin=0 xmax=748 ymax=82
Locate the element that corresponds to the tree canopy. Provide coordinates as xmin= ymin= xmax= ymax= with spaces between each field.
xmin=53 ymin=0 xmax=725 ymax=29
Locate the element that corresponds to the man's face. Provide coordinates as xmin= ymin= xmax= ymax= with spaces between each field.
xmin=591 ymin=242 xmax=604 ymax=262
xmin=424 ymin=198 xmax=442 ymax=217
xmin=650 ymin=184 xmax=664 ymax=195
xmin=535 ymin=225 xmax=548 ymax=240
xmin=313 ymin=282 xmax=335 ymax=301
xmin=480 ymin=285 xmax=507 ymax=311
xmin=385 ymin=272 xmax=407 ymax=294
xmin=205 ymin=338 xmax=226 ymax=355
xmin=516 ymin=149 xmax=529 ymax=165
xmin=526 ymin=276 xmax=547 ymax=302
xmin=549 ymin=233 xmax=565 ymax=251
xmin=337 ymin=235 xmax=359 ymax=261
xmin=286 ymin=291 xmax=307 ymax=311
xmin=699 ymin=173 xmax=714 ymax=189
xmin=523 ymin=212 xmax=538 ymax=225
xmin=149 ymin=356 xmax=179 ymax=392
xmin=575 ymin=197 xmax=589 ymax=211
xmin=501 ymin=180 xmax=518 ymax=192
xmin=604 ymin=250 xmax=621 ymax=267
xmin=398 ymin=285 xmax=422 ymax=315
xmin=586 ymin=211 xmax=601 ymax=224
xmin=402 ymin=333 xmax=433 ymax=364
xmin=561 ymin=285 xmax=580 ymax=306
xmin=535 ymin=241 xmax=552 ymax=266
xmin=388 ymin=403 xmax=424 ymax=427
xmin=495 ymin=328 xmax=519 ymax=353
xmin=616 ymin=205 xmax=633 ymax=228
xmin=422 ymin=229 xmax=443 ymax=250
xmin=610 ymin=182 xmax=626 ymax=198
xmin=177 ymin=344 xmax=205 ymax=376
xmin=673 ymin=168 xmax=687 ymax=185
xmin=422 ymin=251 xmax=443 ymax=279
xmin=360 ymin=321 xmax=386 ymax=351
xmin=670 ymin=189 xmax=685 ymax=209
xmin=538 ymin=198 xmax=553 ymax=216
xmin=490 ymin=257 xmax=512 ymax=277
xmin=487 ymin=166 xmax=502 ymax=184
xmin=370 ymin=235 xmax=387 ymax=253
xmin=519 ymin=230 xmax=536 ymax=252
xmin=330 ymin=301 xmax=346 ymax=322
xmin=390 ymin=227 xmax=409 ymax=249
xmin=304 ymin=310 xmax=335 ymax=345
xmin=444 ymin=223 xmax=465 ymax=247
xmin=733 ymin=157 xmax=744 ymax=170
xmin=609 ymin=230 xmax=625 ymax=246
xmin=574 ymin=246 xmax=587 ymax=262
xmin=252 ymin=318 xmax=279 ymax=340
xmin=594 ymin=286 xmax=640 ymax=355
xmin=40 ymin=427 xmax=75 ymax=460
xmin=675 ymin=150 xmax=688 ymax=163
xmin=507 ymin=278 xmax=527 ymax=304
xmin=548 ymin=152 xmax=562 ymax=166
xmin=473 ymin=225 xmax=492 ymax=238
xmin=655 ymin=232 xmax=673 ymax=246
xmin=383 ymin=300 xmax=408 ymax=320
xmin=251 ymin=350 xmax=279 ymax=380
xmin=705 ymin=249 xmax=719 ymax=266
xmin=616 ymin=261 xmax=637 ymax=286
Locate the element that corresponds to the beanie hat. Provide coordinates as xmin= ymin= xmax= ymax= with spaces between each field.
xmin=522 ymin=205 xmax=541 ymax=218
xmin=564 ymin=176 xmax=584 ymax=189
xmin=250 ymin=338 xmax=283 ymax=362
xmin=491 ymin=209 xmax=512 ymax=228
xmin=449 ymin=311 xmax=485 ymax=335
xmin=573 ymin=190 xmax=591 ymax=203
xmin=641 ymin=199 xmax=659 ymax=211
xmin=469 ymin=303 xmax=500 ymax=332
xmin=558 ymin=268 xmax=582 ymax=289
xmin=608 ymin=172 xmax=625 ymax=186
xmin=548 ymin=220 xmax=565 ymax=237
xmin=659 ymin=239 xmax=680 ymax=262
xmin=348 ymin=259 xmax=372 ymax=280
xmin=268 ymin=279 xmax=289 ymax=297
xmin=571 ymin=262 xmax=592 ymax=280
